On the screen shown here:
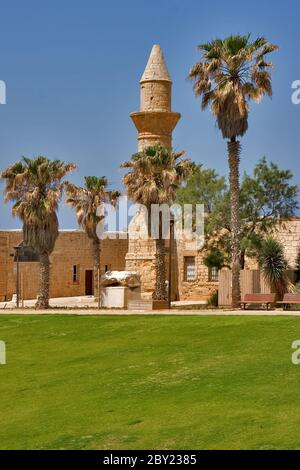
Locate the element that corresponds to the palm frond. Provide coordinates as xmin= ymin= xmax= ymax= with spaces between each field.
xmin=188 ymin=34 xmax=278 ymax=139
xmin=120 ymin=144 xmax=191 ymax=207
xmin=1 ymin=156 xmax=75 ymax=255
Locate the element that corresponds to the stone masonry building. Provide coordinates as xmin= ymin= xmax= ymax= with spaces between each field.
xmin=0 ymin=230 xmax=128 ymax=302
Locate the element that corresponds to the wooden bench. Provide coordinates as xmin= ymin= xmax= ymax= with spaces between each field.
xmin=277 ymin=294 xmax=300 ymax=310
xmin=240 ymin=293 xmax=276 ymax=310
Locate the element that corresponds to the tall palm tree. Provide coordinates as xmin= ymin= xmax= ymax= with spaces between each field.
xmin=64 ymin=176 xmax=120 ymax=301
xmin=1 ymin=156 xmax=76 ymax=308
xmin=188 ymin=34 xmax=278 ymax=307
xmin=121 ymin=144 xmax=191 ymax=301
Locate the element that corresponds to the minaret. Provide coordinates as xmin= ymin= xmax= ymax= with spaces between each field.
xmin=126 ymin=45 xmax=180 ymax=301
xmin=130 ymin=44 xmax=181 ymax=150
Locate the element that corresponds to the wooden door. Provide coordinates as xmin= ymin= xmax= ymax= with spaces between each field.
xmin=85 ymin=270 xmax=93 ymax=296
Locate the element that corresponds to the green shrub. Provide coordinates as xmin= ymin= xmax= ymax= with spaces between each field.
xmin=259 ymin=237 xmax=288 ymax=297
xmin=207 ymin=290 xmax=218 ymax=307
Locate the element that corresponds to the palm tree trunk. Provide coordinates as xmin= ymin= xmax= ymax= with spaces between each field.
xmin=36 ymin=253 xmax=50 ymax=309
xmin=228 ymin=137 xmax=241 ymax=307
xmin=153 ymin=213 xmax=167 ymax=300
xmin=93 ymin=239 xmax=101 ymax=303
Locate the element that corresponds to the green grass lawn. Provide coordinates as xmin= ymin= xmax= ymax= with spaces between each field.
xmin=0 ymin=314 xmax=300 ymax=449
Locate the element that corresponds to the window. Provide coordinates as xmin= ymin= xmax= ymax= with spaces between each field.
xmin=73 ymin=265 xmax=80 ymax=283
xmin=184 ymin=256 xmax=196 ymax=282
xmin=208 ymin=266 xmax=219 ymax=282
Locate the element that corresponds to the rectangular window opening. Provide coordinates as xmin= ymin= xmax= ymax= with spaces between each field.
xmin=184 ymin=256 xmax=196 ymax=282
xmin=73 ymin=265 xmax=80 ymax=283
xmin=208 ymin=266 xmax=219 ymax=282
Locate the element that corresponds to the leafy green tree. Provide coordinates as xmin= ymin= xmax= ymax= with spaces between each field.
xmin=203 ymin=248 xmax=225 ymax=271
xmin=177 ymin=158 xmax=299 ymax=269
xmin=189 ymin=34 xmax=278 ymax=306
xmin=176 ymin=163 xmax=227 ymax=216
xmin=238 ymin=158 xmax=299 ymax=266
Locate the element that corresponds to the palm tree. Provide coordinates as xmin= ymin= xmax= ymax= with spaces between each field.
xmin=64 ymin=176 xmax=120 ymax=302
xmin=121 ymin=144 xmax=191 ymax=301
xmin=1 ymin=156 xmax=76 ymax=308
xmin=188 ymin=34 xmax=278 ymax=307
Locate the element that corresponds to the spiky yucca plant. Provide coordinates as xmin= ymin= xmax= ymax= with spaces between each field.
xmin=64 ymin=176 xmax=120 ymax=301
xmin=189 ymin=34 xmax=278 ymax=307
xmin=121 ymin=144 xmax=191 ymax=301
xmin=259 ymin=237 xmax=288 ymax=297
xmin=1 ymin=156 xmax=76 ymax=308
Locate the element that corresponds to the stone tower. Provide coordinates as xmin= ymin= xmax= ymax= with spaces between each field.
xmin=130 ymin=44 xmax=181 ymax=150
xmin=126 ymin=45 xmax=180 ymax=299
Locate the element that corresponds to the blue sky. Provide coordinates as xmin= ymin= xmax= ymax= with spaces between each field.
xmin=0 ymin=0 xmax=299 ymax=229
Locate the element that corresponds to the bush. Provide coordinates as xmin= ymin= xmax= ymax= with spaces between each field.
xmin=259 ymin=237 xmax=288 ymax=297
xmin=207 ymin=290 xmax=218 ymax=307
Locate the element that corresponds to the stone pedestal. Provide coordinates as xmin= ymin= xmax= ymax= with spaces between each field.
xmin=100 ymin=286 xmax=141 ymax=308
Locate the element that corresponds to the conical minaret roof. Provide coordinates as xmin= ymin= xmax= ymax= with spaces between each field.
xmin=140 ymin=44 xmax=172 ymax=83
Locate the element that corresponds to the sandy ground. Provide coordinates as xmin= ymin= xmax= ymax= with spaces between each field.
xmin=0 ymin=295 xmax=208 ymax=310
xmin=0 ymin=295 xmax=299 ymax=315
xmin=0 ymin=308 xmax=299 ymax=316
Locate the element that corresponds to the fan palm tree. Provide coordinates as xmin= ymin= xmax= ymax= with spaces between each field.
xmin=121 ymin=144 xmax=191 ymax=301
xmin=1 ymin=156 xmax=76 ymax=308
xmin=188 ymin=34 xmax=278 ymax=307
xmin=64 ymin=176 xmax=120 ymax=302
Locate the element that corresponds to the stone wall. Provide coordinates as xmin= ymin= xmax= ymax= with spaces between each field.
xmin=0 ymin=230 xmax=128 ymax=301
xmin=3 ymin=220 xmax=298 ymax=303
xmin=140 ymin=81 xmax=171 ymax=112
xmin=271 ymin=219 xmax=300 ymax=268
xmin=125 ymin=213 xmax=216 ymax=301
xmin=245 ymin=218 xmax=300 ymax=270
xmin=176 ymin=248 xmax=219 ymax=301
xmin=125 ymin=238 xmax=156 ymax=298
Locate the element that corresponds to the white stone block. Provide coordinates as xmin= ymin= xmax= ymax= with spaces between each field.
xmin=100 ymin=286 xmax=141 ymax=308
